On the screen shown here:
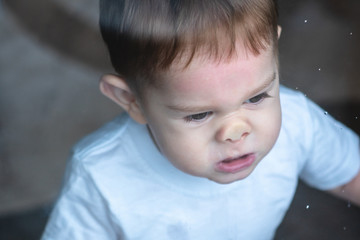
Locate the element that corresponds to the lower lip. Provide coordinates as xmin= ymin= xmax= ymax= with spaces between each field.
xmin=215 ymin=154 xmax=256 ymax=173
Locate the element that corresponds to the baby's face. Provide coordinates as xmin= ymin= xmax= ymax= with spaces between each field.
xmin=141 ymin=46 xmax=281 ymax=184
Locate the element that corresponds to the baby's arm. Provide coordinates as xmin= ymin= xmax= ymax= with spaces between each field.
xmin=299 ymin=94 xmax=360 ymax=207
xmin=327 ymin=162 xmax=360 ymax=207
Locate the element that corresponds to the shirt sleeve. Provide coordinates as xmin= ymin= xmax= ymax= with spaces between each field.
xmin=299 ymin=97 xmax=360 ymax=190
xmin=41 ymin=156 xmax=124 ymax=240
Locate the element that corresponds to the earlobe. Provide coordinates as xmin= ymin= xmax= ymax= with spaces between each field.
xmin=277 ymin=25 xmax=282 ymax=39
xmin=99 ymin=74 xmax=147 ymax=124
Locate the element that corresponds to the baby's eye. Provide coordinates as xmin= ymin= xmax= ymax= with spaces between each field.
xmin=245 ymin=92 xmax=271 ymax=104
xmin=184 ymin=112 xmax=212 ymax=123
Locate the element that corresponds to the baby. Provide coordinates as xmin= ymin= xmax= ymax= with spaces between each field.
xmin=42 ymin=0 xmax=360 ymax=239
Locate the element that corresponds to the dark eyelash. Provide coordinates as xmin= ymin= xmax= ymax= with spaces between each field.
xmin=184 ymin=112 xmax=211 ymax=123
xmin=247 ymin=92 xmax=271 ymax=104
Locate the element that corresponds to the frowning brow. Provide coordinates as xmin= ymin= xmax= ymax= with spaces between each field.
xmin=167 ymin=72 xmax=277 ymax=113
xmin=167 ymin=104 xmax=215 ymax=113
xmin=248 ymin=72 xmax=277 ymax=97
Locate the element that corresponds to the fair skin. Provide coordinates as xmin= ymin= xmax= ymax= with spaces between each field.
xmin=329 ymin=171 xmax=360 ymax=207
xmin=102 ymin=44 xmax=281 ymax=184
xmin=100 ymin=41 xmax=360 ymax=205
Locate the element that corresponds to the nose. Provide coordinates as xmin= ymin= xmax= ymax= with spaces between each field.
xmin=217 ymin=120 xmax=251 ymax=142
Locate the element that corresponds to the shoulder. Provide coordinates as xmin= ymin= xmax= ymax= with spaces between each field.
xmin=63 ymin=112 xmax=151 ymax=183
xmin=60 ymin=112 xmax=157 ymax=200
xmin=278 ymin=86 xmax=315 ymax=146
xmin=278 ymin=85 xmax=331 ymax=143
xmin=279 ymin=85 xmax=311 ymax=115
xmin=72 ymin=113 xmax=131 ymax=159
xmin=279 ymin=86 xmax=360 ymax=190
xmin=70 ymin=112 xmax=150 ymax=166
xmin=275 ymin=86 xmax=328 ymax=174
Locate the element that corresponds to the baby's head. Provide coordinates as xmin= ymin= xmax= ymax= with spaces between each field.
xmin=99 ymin=0 xmax=282 ymax=184
xmin=100 ymin=0 xmax=279 ymax=99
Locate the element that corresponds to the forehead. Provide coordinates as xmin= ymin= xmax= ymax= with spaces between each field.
xmin=161 ymin=45 xmax=277 ymax=96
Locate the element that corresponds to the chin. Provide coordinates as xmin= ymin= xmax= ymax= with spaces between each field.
xmin=209 ymin=174 xmax=249 ymax=185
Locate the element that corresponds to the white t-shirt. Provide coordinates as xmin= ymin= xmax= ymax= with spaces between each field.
xmin=42 ymin=86 xmax=360 ymax=240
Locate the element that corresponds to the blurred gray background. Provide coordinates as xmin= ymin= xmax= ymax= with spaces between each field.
xmin=0 ymin=0 xmax=359 ymax=239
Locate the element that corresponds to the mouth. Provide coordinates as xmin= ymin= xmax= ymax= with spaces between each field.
xmin=215 ymin=153 xmax=256 ymax=174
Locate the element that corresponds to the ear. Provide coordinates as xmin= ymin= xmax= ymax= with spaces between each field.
xmin=99 ymin=74 xmax=147 ymax=124
xmin=277 ymin=25 xmax=282 ymax=39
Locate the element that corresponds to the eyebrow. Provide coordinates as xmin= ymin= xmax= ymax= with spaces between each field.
xmin=248 ymin=72 xmax=277 ymax=97
xmin=167 ymin=72 xmax=277 ymax=113
xmin=168 ymin=103 xmax=215 ymax=114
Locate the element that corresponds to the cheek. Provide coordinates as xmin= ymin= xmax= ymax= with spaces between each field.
xmin=255 ymin=100 xmax=281 ymax=142
xmin=265 ymin=101 xmax=282 ymax=142
xmin=161 ymin=139 xmax=203 ymax=175
xmin=147 ymin=120 xmax=193 ymax=158
xmin=148 ymin=123 xmax=208 ymax=174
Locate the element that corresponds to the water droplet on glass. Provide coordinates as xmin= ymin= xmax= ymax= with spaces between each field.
xmin=324 ymin=111 xmax=328 ymax=115
xmin=318 ymin=68 xmax=321 ymax=71
xmin=306 ymin=204 xmax=310 ymax=209
xmin=343 ymin=226 xmax=347 ymax=231
xmin=304 ymin=94 xmax=307 ymax=97
xmin=295 ymin=87 xmax=299 ymax=90
xmin=350 ymin=32 xmax=353 ymax=36
xmin=347 ymin=201 xmax=351 ymax=208
xmin=355 ymin=116 xmax=358 ymax=120
xmin=304 ymin=19 xmax=308 ymax=23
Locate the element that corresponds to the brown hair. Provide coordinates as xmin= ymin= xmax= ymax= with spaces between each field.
xmin=100 ymin=0 xmax=279 ymax=98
